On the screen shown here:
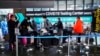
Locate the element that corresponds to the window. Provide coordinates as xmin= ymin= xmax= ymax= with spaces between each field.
xmin=93 ymin=0 xmax=100 ymax=9
xmin=50 ymin=1 xmax=57 ymax=11
xmin=34 ymin=8 xmax=41 ymax=11
xmin=84 ymin=0 xmax=92 ymax=10
xmin=67 ymin=0 xmax=74 ymax=10
xmin=75 ymin=0 xmax=83 ymax=10
xmin=42 ymin=8 xmax=49 ymax=11
xmin=26 ymin=8 xmax=33 ymax=11
xmin=58 ymin=1 xmax=66 ymax=10
xmin=94 ymin=0 xmax=100 ymax=5
xmin=0 ymin=9 xmax=13 ymax=15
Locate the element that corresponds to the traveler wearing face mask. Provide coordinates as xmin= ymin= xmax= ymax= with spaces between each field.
xmin=8 ymin=15 xmax=18 ymax=51
xmin=19 ymin=17 xmax=32 ymax=47
xmin=57 ymin=18 xmax=63 ymax=36
xmin=1 ymin=18 xmax=8 ymax=36
xmin=30 ymin=17 xmax=38 ymax=48
xmin=43 ymin=16 xmax=52 ymax=32
xmin=73 ymin=16 xmax=84 ymax=43
xmin=42 ymin=16 xmax=52 ymax=47
xmin=56 ymin=18 xmax=63 ymax=46
xmin=19 ymin=17 xmax=31 ymax=36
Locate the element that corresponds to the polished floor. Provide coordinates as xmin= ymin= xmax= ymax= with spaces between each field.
xmin=1 ymin=45 xmax=100 ymax=56
xmin=0 ymin=50 xmax=15 ymax=56
xmin=0 ymin=38 xmax=100 ymax=56
xmin=19 ymin=46 xmax=100 ymax=56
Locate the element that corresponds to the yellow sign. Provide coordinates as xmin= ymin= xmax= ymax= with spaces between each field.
xmin=94 ymin=8 xmax=100 ymax=32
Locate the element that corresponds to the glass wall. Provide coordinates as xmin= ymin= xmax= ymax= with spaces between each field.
xmin=76 ymin=0 xmax=83 ymax=10
xmin=42 ymin=8 xmax=49 ymax=11
xmin=84 ymin=0 xmax=92 ymax=10
xmin=93 ymin=0 xmax=100 ymax=8
xmin=50 ymin=1 xmax=58 ymax=11
xmin=67 ymin=0 xmax=74 ymax=10
xmin=26 ymin=8 xmax=33 ymax=11
xmin=58 ymin=1 xmax=66 ymax=10
xmin=26 ymin=0 xmax=100 ymax=11
xmin=34 ymin=8 xmax=41 ymax=11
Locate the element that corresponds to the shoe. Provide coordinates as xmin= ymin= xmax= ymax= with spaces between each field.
xmin=27 ymin=47 xmax=34 ymax=52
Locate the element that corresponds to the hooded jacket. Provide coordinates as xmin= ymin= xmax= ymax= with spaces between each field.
xmin=73 ymin=18 xmax=84 ymax=34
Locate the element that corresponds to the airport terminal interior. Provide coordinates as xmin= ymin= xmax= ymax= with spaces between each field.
xmin=0 ymin=0 xmax=100 ymax=56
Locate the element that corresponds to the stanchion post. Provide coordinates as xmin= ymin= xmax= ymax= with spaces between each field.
xmin=94 ymin=32 xmax=97 ymax=56
xmin=16 ymin=36 xmax=18 ymax=56
xmin=87 ymin=32 xmax=90 ymax=56
xmin=68 ymin=35 xmax=70 ymax=56
xmin=94 ymin=32 xmax=97 ymax=46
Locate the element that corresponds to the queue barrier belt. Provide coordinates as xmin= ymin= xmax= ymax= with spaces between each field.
xmin=17 ymin=35 xmax=100 ymax=38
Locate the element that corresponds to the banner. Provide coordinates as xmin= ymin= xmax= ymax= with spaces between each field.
xmin=26 ymin=11 xmax=92 ymax=16
xmin=92 ymin=8 xmax=100 ymax=32
xmin=33 ymin=16 xmax=92 ymax=23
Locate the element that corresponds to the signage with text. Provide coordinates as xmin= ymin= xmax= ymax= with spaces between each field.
xmin=92 ymin=8 xmax=100 ymax=32
xmin=26 ymin=11 xmax=92 ymax=16
xmin=33 ymin=16 xmax=92 ymax=23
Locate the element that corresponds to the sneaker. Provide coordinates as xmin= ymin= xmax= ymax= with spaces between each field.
xmin=27 ymin=48 xmax=34 ymax=52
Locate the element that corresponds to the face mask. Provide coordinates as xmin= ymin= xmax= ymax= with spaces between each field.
xmin=11 ymin=17 xmax=15 ymax=21
xmin=27 ymin=20 xmax=30 ymax=22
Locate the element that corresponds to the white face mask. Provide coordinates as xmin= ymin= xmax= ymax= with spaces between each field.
xmin=44 ymin=18 xmax=46 ymax=21
xmin=27 ymin=20 xmax=30 ymax=22
xmin=31 ymin=19 xmax=34 ymax=21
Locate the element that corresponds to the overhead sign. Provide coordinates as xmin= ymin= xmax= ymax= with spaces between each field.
xmin=92 ymin=8 xmax=100 ymax=32
xmin=26 ymin=11 xmax=92 ymax=16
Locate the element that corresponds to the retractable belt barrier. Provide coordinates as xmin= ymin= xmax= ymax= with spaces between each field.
xmin=17 ymin=35 xmax=100 ymax=38
xmin=16 ymin=33 xmax=100 ymax=56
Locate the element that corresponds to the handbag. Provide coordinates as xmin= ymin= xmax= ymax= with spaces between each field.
xmin=22 ymin=37 xmax=27 ymax=46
